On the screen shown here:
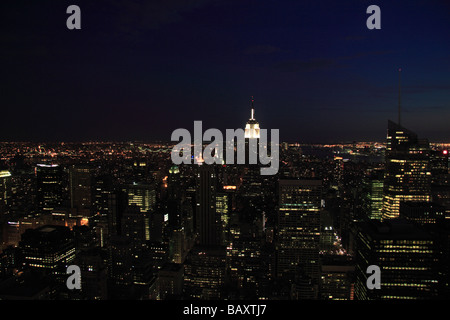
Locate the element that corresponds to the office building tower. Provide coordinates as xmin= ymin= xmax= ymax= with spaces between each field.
xmin=158 ymin=263 xmax=184 ymax=299
xmin=183 ymin=245 xmax=226 ymax=300
xmin=227 ymin=222 xmax=264 ymax=298
xmin=120 ymin=204 xmax=153 ymax=295
xmin=107 ymin=235 xmax=133 ymax=299
xmin=430 ymin=149 xmax=449 ymax=186
xmin=167 ymin=165 xmax=182 ymax=200
xmin=319 ymin=255 xmax=355 ymax=300
xmin=107 ymin=190 xmax=128 ymax=238
xmin=147 ymin=240 xmax=169 ymax=273
xmin=362 ymin=170 xmax=384 ymax=220
xmin=19 ymin=225 xmax=76 ymax=283
xmin=91 ymin=175 xmax=114 ymax=247
xmin=277 ymin=179 xmax=322 ymax=284
xmin=93 ymin=175 xmax=113 ymax=216
xmin=69 ymin=165 xmax=93 ymax=216
xmin=166 ymin=165 xmax=182 ymax=228
xmin=399 ymin=201 xmax=449 ymax=298
xmin=35 ymin=164 xmax=63 ymax=212
xmin=355 ymin=219 xmax=438 ymax=300
xmin=121 ymin=183 xmax=156 ymax=214
xmin=121 ymin=204 xmax=150 ymax=244
xmin=0 ymin=170 xmax=12 ymax=215
xmin=333 ymin=156 xmax=344 ymax=196
xmin=400 ymin=201 xmax=446 ymax=226
xmin=216 ymin=191 xmax=231 ymax=246
xmin=74 ymin=248 xmax=108 ymax=300
xmin=170 ymin=228 xmax=185 ymax=264
xmin=430 ymin=149 xmax=450 ymax=217
xmin=382 ymin=121 xmax=431 ymax=220
xmin=196 ymin=164 xmax=221 ymax=246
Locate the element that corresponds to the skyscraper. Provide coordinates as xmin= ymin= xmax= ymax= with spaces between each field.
xmin=69 ymin=164 xmax=93 ymax=216
xmin=382 ymin=121 xmax=431 ymax=220
xmin=227 ymin=222 xmax=265 ymax=298
xmin=19 ymin=225 xmax=76 ymax=284
xmin=244 ymin=97 xmax=260 ymax=139
xmin=319 ymin=255 xmax=355 ymax=300
xmin=183 ymin=245 xmax=226 ymax=300
xmin=244 ymin=97 xmax=261 ymax=167
xmin=355 ymin=219 xmax=438 ymax=300
xmin=277 ymin=179 xmax=322 ymax=286
xmin=362 ymin=170 xmax=384 ymax=220
xmin=121 ymin=182 xmax=156 ymax=214
xmin=400 ymin=201 xmax=446 ymax=226
xmin=196 ymin=164 xmax=221 ymax=246
xmin=0 ymin=170 xmax=11 ymax=215
xmin=35 ymin=164 xmax=63 ymax=213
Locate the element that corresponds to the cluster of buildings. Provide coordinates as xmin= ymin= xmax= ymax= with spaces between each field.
xmin=0 ymin=101 xmax=448 ymax=300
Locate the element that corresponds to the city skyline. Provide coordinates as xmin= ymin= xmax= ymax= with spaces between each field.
xmin=0 ymin=105 xmax=448 ymax=301
xmin=1 ymin=0 xmax=449 ymax=143
xmin=0 ymin=0 xmax=449 ymax=306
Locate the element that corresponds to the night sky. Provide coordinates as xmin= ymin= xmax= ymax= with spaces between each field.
xmin=1 ymin=0 xmax=449 ymax=143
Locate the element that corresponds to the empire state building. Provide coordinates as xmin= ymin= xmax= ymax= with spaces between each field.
xmin=244 ymin=97 xmax=260 ymax=139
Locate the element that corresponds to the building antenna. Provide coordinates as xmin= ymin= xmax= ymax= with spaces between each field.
xmin=251 ymin=96 xmax=255 ymax=120
xmin=398 ymin=68 xmax=402 ymax=126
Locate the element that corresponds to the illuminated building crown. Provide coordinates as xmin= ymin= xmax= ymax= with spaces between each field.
xmin=244 ymin=96 xmax=260 ymax=139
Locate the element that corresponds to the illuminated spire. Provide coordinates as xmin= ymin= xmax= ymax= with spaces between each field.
xmin=251 ymin=96 xmax=255 ymax=120
xmin=245 ymin=96 xmax=260 ymax=139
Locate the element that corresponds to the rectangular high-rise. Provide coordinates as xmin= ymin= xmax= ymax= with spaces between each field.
xmin=355 ymin=219 xmax=438 ymax=300
xmin=183 ymin=245 xmax=226 ymax=300
xmin=121 ymin=183 xmax=156 ymax=213
xmin=382 ymin=121 xmax=431 ymax=220
xmin=277 ymin=179 xmax=322 ymax=282
xmin=363 ymin=170 xmax=384 ymax=220
xmin=69 ymin=164 xmax=93 ymax=215
xmin=0 ymin=170 xmax=11 ymax=215
xmin=35 ymin=164 xmax=63 ymax=212
xmin=19 ymin=225 xmax=76 ymax=284
xmin=196 ymin=164 xmax=221 ymax=246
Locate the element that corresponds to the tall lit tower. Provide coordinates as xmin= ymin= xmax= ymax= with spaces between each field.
xmin=382 ymin=122 xmax=431 ymax=220
xmin=381 ymin=69 xmax=431 ymax=220
xmin=244 ymin=96 xmax=260 ymax=139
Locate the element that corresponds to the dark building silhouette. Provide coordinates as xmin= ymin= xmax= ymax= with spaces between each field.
xmin=400 ymin=201 xmax=446 ymax=226
xmin=277 ymin=179 xmax=322 ymax=298
xmin=107 ymin=235 xmax=133 ymax=299
xmin=69 ymin=164 xmax=93 ymax=216
xmin=158 ymin=262 xmax=184 ymax=299
xmin=196 ymin=164 xmax=221 ymax=247
xmin=35 ymin=164 xmax=63 ymax=213
xmin=319 ymin=255 xmax=355 ymax=300
xmin=19 ymin=225 xmax=75 ymax=285
xmin=183 ymin=245 xmax=226 ymax=300
xmin=355 ymin=219 xmax=438 ymax=300
xmin=74 ymin=247 xmax=108 ymax=300
xmin=227 ymin=222 xmax=265 ymax=299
